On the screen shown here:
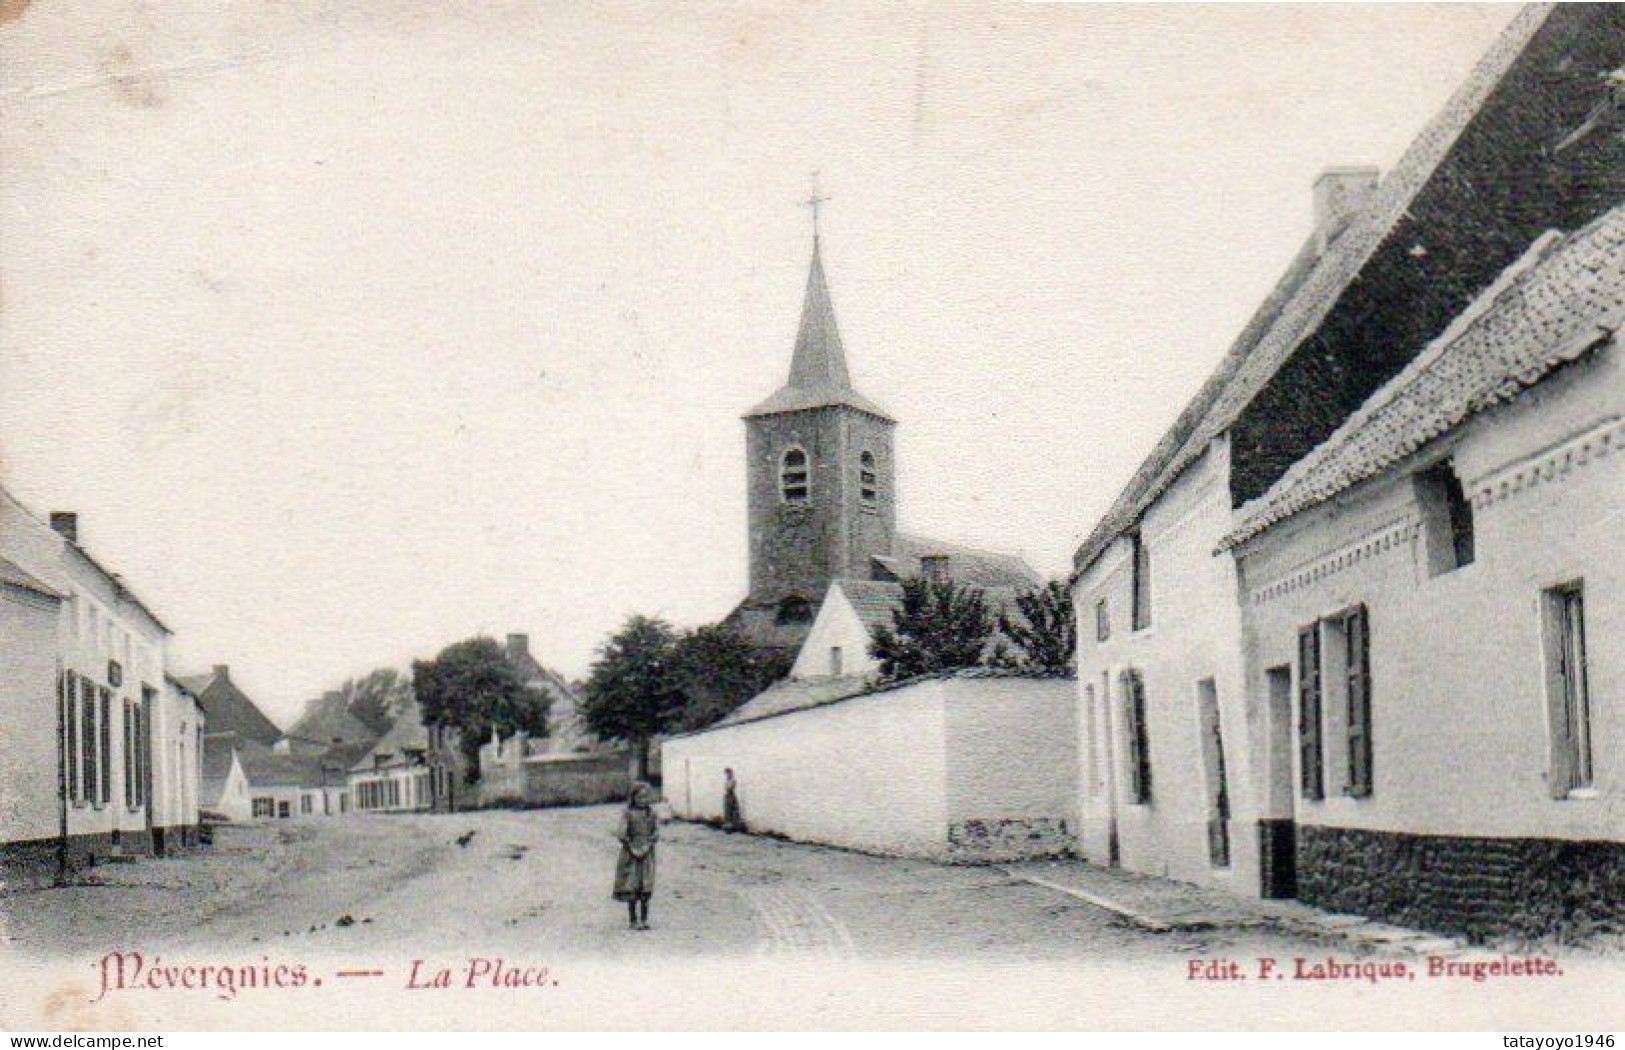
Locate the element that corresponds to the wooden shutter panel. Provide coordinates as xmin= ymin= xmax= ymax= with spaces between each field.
xmin=1542 ymin=588 xmax=1578 ymax=798
xmin=1123 ymin=671 xmax=1153 ymax=804
xmin=1346 ymin=606 xmax=1373 ymax=798
xmin=1298 ymin=626 xmax=1324 ymax=801
xmin=99 ymin=687 xmax=112 ymax=805
xmin=64 ymin=672 xmax=79 ymax=803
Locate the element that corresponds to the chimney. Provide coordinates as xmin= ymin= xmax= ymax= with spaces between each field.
xmin=1312 ymin=166 xmax=1380 ymax=254
xmin=920 ymin=555 xmax=951 ymax=586
xmin=213 ymin=664 xmax=229 ymax=678
xmin=505 ymin=633 xmax=529 ymax=659
xmin=49 ymin=512 xmax=78 ymax=544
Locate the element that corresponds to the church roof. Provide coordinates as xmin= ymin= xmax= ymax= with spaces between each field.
xmin=878 ymin=533 xmax=1042 ymax=590
xmin=1220 ymin=206 xmax=1625 ymax=551
xmin=745 ymin=236 xmax=894 ymax=421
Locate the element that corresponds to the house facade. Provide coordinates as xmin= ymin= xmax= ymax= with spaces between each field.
xmin=0 ymin=490 xmax=199 ymax=867
xmin=1070 ymin=4 xmax=1625 ymax=918
xmin=350 ymin=698 xmax=463 ymax=813
xmin=1219 ymin=211 xmax=1625 ymax=939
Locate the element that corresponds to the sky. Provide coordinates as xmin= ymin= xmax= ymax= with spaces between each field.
xmin=0 ymin=1 xmax=1519 ymax=726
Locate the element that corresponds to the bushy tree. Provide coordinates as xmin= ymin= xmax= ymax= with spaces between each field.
xmin=337 ymin=667 xmax=414 ymax=735
xmin=579 ymin=615 xmax=686 ymax=780
xmin=999 ymin=580 xmax=1077 ymax=672
xmin=870 ymin=576 xmax=996 ymax=682
xmin=413 ymin=637 xmax=551 ymax=779
xmin=670 ymin=623 xmax=793 ymax=732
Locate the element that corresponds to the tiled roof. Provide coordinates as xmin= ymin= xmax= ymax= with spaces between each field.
xmin=177 ymin=669 xmax=284 ymax=748
xmin=237 ymin=740 xmax=327 ymax=789
xmin=1073 ymin=5 xmax=1555 ymax=574
xmin=881 ymin=533 xmax=1042 ymax=590
xmin=286 ymin=693 xmax=378 ymax=748
xmin=1221 ymin=205 xmax=1625 ymax=550
xmin=836 ymin=578 xmax=1026 ymax=638
xmin=0 ymin=555 xmax=62 ymax=600
xmin=675 ymin=666 xmax=1074 ymax=739
xmin=353 ymin=697 xmax=431 ymax=771
xmin=745 ymin=236 xmax=893 ymax=421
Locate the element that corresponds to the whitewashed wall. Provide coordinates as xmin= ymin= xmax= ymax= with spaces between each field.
xmin=665 ymin=683 xmax=950 ymax=859
xmin=1237 ymin=346 xmax=1625 ymax=841
xmin=1073 ymin=440 xmax=1260 ymax=894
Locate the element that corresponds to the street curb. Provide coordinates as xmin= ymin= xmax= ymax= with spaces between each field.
xmin=1003 ymin=866 xmax=1465 ymax=956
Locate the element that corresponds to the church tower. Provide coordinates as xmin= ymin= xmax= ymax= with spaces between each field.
xmin=734 ymin=230 xmax=897 ymax=648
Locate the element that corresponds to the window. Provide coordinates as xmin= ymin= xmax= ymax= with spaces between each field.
xmin=859 ymin=451 xmax=878 ymax=509
xmin=1095 ymin=599 xmax=1110 ymax=642
xmin=1341 ymin=607 xmax=1373 ymax=798
xmin=1543 ymin=582 xmax=1592 ymax=796
xmin=1130 ymin=531 xmax=1152 ymax=631
xmin=1299 ymin=606 xmax=1373 ymax=800
xmin=253 ymin=797 xmax=274 ymax=818
xmin=1417 ymin=460 xmax=1475 ymax=575
xmin=830 ymin=646 xmax=843 ymax=676
xmin=780 ymin=447 xmax=809 ymax=504
xmin=1297 ymin=625 xmax=1324 ymax=801
xmin=277 ymin=801 xmax=290 ymax=819
xmin=301 ymin=795 xmax=313 ymax=815
xmin=1121 ymin=669 xmax=1152 ymax=804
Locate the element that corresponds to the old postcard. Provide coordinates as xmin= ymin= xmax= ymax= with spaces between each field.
xmin=1 ymin=0 xmax=1622 ymax=1033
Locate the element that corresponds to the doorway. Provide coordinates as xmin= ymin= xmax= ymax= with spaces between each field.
xmin=1259 ymin=666 xmax=1297 ymax=898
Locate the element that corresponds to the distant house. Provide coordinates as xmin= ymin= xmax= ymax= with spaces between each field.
xmin=283 ymin=692 xmax=379 ymax=756
xmin=238 ymin=742 xmax=327 ymax=820
xmin=790 ymin=576 xmax=1027 ymax=682
xmin=201 ymin=732 xmax=252 ymax=824
xmin=175 ymin=665 xmax=282 ymax=749
xmin=349 ymin=697 xmax=462 ymax=813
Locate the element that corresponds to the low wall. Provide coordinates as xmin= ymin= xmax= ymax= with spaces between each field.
xmin=480 ymin=751 xmax=630 ymax=808
xmin=1297 ymin=824 xmax=1625 ymax=943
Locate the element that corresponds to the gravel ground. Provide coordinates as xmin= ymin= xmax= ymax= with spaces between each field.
xmin=1 ymin=805 xmax=1346 ymax=963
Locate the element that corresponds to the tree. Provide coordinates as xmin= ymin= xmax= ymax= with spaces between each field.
xmin=669 ymin=623 xmax=793 ymax=732
xmin=337 ymin=667 xmax=414 ymax=735
xmin=413 ymin=637 xmax=552 ymax=780
xmin=869 ymin=576 xmax=996 ymax=682
xmin=579 ymin=615 xmax=686 ymax=781
xmin=999 ymin=580 xmax=1077 ymax=672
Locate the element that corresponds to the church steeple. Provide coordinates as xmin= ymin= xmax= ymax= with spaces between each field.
xmin=745 ymin=231 xmax=893 ymax=422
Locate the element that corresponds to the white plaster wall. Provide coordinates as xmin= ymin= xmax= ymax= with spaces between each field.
xmin=0 ymin=587 xmax=65 ymax=846
xmin=0 ymin=491 xmax=171 ymax=845
xmin=1073 ymin=441 xmax=1260 ymax=894
xmin=790 ymin=583 xmax=881 ymax=679
xmin=1237 ymin=348 xmax=1625 ymax=842
xmin=664 ymin=683 xmax=949 ymax=859
xmin=943 ymin=678 xmax=1079 ymax=835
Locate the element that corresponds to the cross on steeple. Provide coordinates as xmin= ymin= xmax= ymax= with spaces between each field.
xmin=802 ymin=171 xmax=830 ymax=241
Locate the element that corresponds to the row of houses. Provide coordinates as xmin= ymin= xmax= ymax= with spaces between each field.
xmin=668 ymin=4 xmax=1625 ymax=941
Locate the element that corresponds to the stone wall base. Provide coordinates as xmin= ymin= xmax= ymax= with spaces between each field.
xmin=1297 ymin=824 xmax=1625 ymax=943
xmin=948 ymin=817 xmax=1072 ymax=863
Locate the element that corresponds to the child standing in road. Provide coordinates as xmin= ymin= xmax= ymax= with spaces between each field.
xmin=613 ymin=782 xmax=659 ymax=930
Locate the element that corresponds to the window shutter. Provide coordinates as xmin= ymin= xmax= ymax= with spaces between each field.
xmin=64 ymin=672 xmax=79 ymax=803
xmin=1123 ymin=670 xmax=1153 ymax=804
xmin=1345 ymin=606 xmax=1373 ymax=798
xmin=123 ymin=699 xmax=134 ymax=807
xmin=1542 ymin=590 xmax=1576 ymax=798
xmin=99 ymin=687 xmax=112 ymax=805
xmin=1298 ymin=626 xmax=1324 ymax=800
xmin=80 ymin=678 xmax=97 ymax=804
